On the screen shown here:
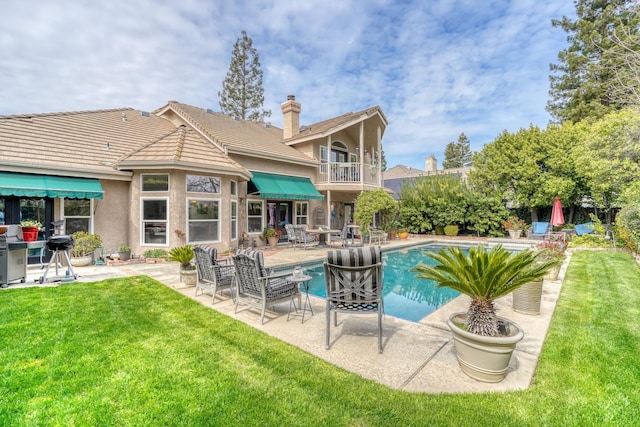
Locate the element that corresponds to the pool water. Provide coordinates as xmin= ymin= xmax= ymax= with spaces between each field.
xmin=284 ymin=245 xmax=462 ymax=323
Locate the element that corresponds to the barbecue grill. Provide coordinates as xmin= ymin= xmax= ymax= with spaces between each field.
xmin=0 ymin=225 xmax=46 ymax=288
xmin=39 ymin=234 xmax=77 ymax=284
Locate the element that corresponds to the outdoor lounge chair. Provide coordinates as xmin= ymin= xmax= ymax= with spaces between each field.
xmin=324 ymin=245 xmax=384 ymax=353
xmin=194 ymin=246 xmax=235 ymax=303
xmin=232 ymin=249 xmax=298 ymax=324
xmin=574 ymin=222 xmax=595 ymax=236
xmin=527 ymin=222 xmax=550 ymax=240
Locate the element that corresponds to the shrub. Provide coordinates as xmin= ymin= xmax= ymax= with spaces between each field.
xmin=444 ymin=225 xmax=459 ymax=236
xmin=70 ymin=231 xmax=102 ymax=257
xmin=143 ymin=249 xmax=168 ymax=259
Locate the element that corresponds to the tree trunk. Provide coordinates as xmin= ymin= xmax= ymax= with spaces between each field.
xmin=530 ymin=207 xmax=539 ymax=223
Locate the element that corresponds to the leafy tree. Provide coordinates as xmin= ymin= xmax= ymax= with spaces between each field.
xmin=353 ymin=189 xmax=398 ymax=235
xmin=573 ymin=109 xmax=640 ymax=223
xmin=602 ymin=5 xmax=640 ymax=107
xmin=443 ymin=133 xmax=472 ymax=169
xmin=218 ymin=31 xmax=271 ymax=122
xmin=469 ymin=124 xmax=583 ymax=223
xmin=398 ymin=175 xmax=469 ymax=233
xmin=547 ymin=0 xmax=639 ymax=123
xmin=465 ymin=191 xmax=511 ymax=237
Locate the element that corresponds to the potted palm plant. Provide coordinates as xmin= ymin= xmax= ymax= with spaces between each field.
xmin=167 ymin=244 xmax=196 ymax=286
xmin=412 ymin=245 xmax=557 ymax=382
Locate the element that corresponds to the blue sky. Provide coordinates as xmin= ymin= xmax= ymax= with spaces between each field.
xmin=0 ymin=0 xmax=575 ymax=170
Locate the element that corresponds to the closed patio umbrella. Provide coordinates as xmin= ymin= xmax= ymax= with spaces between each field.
xmin=551 ymin=197 xmax=565 ymax=227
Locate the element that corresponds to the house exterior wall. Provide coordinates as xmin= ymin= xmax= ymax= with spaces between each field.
xmin=93 ymin=179 xmax=130 ymax=255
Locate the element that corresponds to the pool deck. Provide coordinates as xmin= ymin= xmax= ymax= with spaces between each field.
xmin=15 ymin=235 xmax=568 ymax=394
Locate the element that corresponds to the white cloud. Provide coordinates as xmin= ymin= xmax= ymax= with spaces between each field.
xmin=0 ymin=0 xmax=575 ymax=169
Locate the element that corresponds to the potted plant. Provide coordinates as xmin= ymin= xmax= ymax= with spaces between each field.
xmin=167 ymin=244 xmax=196 ymax=286
xmin=69 ymin=231 xmax=102 ymax=266
xmin=502 ymin=215 xmax=526 ymax=239
xmin=20 ymin=219 xmax=42 ymax=242
xmin=412 ymin=245 xmax=557 ymax=382
xmin=117 ymin=245 xmax=132 ymax=261
xmin=263 ymin=227 xmax=279 ymax=248
xmin=397 ymin=227 xmax=410 ymax=240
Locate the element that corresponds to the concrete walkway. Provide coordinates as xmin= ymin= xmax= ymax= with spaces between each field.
xmin=15 ymin=236 xmax=568 ymax=394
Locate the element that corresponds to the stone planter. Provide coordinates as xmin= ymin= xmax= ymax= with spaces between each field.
xmin=180 ymin=269 xmax=197 ymax=286
xmin=544 ymin=264 xmax=561 ymax=281
xmin=447 ymin=312 xmax=524 ymax=382
xmin=512 ymin=279 xmax=543 ymax=315
xmin=267 ymin=236 xmax=279 ymax=248
xmin=508 ymin=229 xmax=522 ymax=239
xmin=70 ymin=255 xmax=93 ymax=267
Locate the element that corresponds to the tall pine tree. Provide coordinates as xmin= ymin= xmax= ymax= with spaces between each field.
xmin=218 ymin=31 xmax=271 ymax=122
xmin=547 ymin=0 xmax=639 ymax=123
xmin=443 ymin=133 xmax=472 ymax=169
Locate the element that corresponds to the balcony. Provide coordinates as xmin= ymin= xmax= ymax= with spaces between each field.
xmin=318 ymin=162 xmax=381 ymax=186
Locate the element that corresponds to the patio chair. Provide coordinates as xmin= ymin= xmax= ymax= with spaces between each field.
xmin=284 ymin=223 xmax=297 ymax=248
xmin=194 ymin=246 xmax=235 ymax=304
xmin=324 ymin=245 xmax=384 ymax=353
xmin=574 ymin=222 xmax=595 ymax=236
xmin=527 ymin=222 xmax=550 ymax=240
xmin=368 ymin=225 xmax=387 ymax=245
xmin=232 ymin=250 xmax=298 ymax=324
xmin=294 ymin=224 xmax=317 ymax=250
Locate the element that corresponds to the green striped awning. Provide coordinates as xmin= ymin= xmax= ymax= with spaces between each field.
xmin=249 ymin=171 xmax=323 ymax=200
xmin=0 ymin=172 xmax=104 ymax=199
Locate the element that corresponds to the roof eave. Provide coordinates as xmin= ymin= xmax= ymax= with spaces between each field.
xmin=0 ymin=161 xmax=133 ymax=181
xmin=115 ymin=160 xmax=251 ymax=179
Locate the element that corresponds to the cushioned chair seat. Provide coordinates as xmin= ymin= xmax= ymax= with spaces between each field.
xmin=574 ymin=222 xmax=595 ymax=236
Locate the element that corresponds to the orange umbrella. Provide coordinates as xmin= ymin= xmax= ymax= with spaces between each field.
xmin=551 ymin=197 xmax=565 ymax=227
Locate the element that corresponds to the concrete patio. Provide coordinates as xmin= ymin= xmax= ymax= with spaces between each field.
xmin=16 ymin=235 xmax=568 ymax=394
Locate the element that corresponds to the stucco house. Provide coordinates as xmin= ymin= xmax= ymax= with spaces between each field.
xmin=0 ymin=96 xmax=387 ymax=262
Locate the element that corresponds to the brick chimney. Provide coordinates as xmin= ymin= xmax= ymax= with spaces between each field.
xmin=281 ymin=95 xmax=301 ymax=139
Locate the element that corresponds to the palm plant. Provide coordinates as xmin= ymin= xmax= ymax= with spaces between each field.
xmin=167 ymin=245 xmax=195 ymax=270
xmin=412 ymin=245 xmax=559 ymax=336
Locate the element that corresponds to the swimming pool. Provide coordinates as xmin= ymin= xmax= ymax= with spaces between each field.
xmin=278 ymin=244 xmax=464 ymax=323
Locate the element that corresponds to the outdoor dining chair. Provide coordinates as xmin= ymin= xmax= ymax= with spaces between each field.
xmin=194 ymin=246 xmax=235 ymax=304
xmin=232 ymin=249 xmax=298 ymax=324
xmin=324 ymin=245 xmax=384 ymax=353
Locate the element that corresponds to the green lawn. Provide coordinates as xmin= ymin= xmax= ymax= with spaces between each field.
xmin=1 ymin=251 xmax=639 ymax=426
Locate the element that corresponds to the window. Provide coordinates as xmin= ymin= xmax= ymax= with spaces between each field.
xmin=64 ymin=199 xmax=92 ymax=234
xmin=247 ymin=200 xmax=263 ymax=233
xmin=142 ymin=198 xmax=168 ymax=245
xmin=295 ymin=202 xmax=309 ymax=225
xmin=230 ymin=180 xmax=237 ymax=196
xmin=186 ymin=175 xmax=220 ymax=194
xmin=187 ymin=198 xmax=219 ymax=242
xmin=142 ymin=174 xmax=169 ymax=192
xmin=231 ymin=200 xmax=238 ymax=240
xmin=320 ymin=146 xmax=328 ymax=163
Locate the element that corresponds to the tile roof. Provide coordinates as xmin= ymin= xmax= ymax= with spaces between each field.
xmin=0 ymin=108 xmax=176 ymax=177
xmin=160 ymin=101 xmax=317 ymax=165
xmin=116 ymin=125 xmax=247 ymax=176
xmin=285 ymin=105 xmax=387 ymax=142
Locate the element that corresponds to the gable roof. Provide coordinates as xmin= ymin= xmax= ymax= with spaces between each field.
xmin=284 ymin=105 xmax=388 ymax=145
xmin=0 ymin=108 xmax=176 ymax=179
xmin=116 ymin=125 xmax=249 ymax=178
xmin=156 ymin=101 xmax=317 ymax=166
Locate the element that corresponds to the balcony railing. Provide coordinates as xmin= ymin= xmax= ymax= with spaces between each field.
xmin=319 ymin=162 xmax=380 ymax=185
